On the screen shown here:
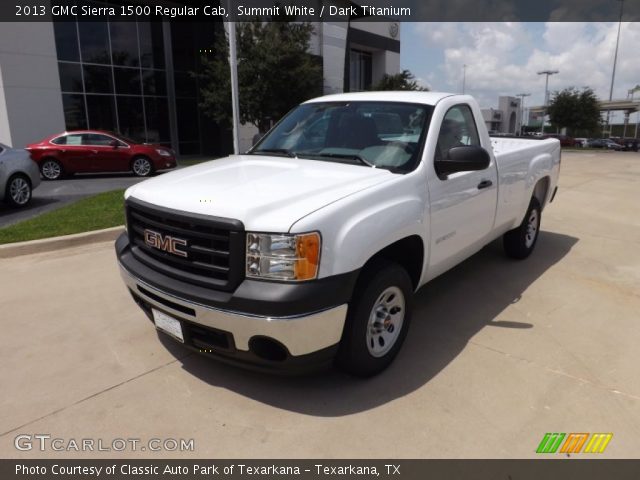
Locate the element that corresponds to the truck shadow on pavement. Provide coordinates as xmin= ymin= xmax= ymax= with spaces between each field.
xmin=164 ymin=231 xmax=578 ymax=416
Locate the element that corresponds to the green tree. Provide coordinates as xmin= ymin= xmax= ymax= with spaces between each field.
xmin=371 ymin=69 xmax=428 ymax=91
xmin=547 ymin=87 xmax=601 ymax=136
xmin=196 ymin=21 xmax=322 ymax=130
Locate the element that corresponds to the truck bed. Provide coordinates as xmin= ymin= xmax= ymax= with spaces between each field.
xmin=490 ymin=137 xmax=559 ymax=156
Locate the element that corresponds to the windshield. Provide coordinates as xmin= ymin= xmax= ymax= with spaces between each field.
xmin=250 ymin=101 xmax=433 ymax=173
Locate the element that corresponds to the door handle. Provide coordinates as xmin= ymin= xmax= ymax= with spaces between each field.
xmin=91 ymin=150 xmax=98 ymax=154
xmin=477 ymin=180 xmax=493 ymax=190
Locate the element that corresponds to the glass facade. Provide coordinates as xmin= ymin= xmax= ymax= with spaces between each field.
xmin=349 ymin=49 xmax=373 ymax=92
xmin=53 ymin=19 xmax=170 ymax=147
xmin=170 ymin=22 xmax=202 ymax=155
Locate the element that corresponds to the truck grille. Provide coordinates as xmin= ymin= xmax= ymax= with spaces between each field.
xmin=125 ymin=198 xmax=245 ymax=292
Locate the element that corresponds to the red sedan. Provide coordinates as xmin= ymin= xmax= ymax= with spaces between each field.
xmin=26 ymin=131 xmax=177 ymax=180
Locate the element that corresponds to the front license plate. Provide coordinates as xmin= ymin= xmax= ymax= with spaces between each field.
xmin=152 ymin=309 xmax=184 ymax=343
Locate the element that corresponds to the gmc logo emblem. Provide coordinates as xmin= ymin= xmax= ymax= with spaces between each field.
xmin=143 ymin=229 xmax=188 ymax=258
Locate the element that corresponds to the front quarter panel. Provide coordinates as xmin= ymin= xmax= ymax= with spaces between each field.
xmin=289 ymin=173 xmax=428 ymax=279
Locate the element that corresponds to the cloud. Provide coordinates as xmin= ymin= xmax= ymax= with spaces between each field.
xmin=405 ymin=22 xmax=640 ymax=118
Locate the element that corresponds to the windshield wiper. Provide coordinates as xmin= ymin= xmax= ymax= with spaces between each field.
xmin=300 ymin=152 xmax=375 ymax=168
xmin=249 ymin=148 xmax=297 ymax=158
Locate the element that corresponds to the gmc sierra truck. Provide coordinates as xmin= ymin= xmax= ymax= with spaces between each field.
xmin=115 ymin=92 xmax=560 ymax=376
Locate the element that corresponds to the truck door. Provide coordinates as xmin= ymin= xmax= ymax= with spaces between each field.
xmin=426 ymin=104 xmax=498 ymax=278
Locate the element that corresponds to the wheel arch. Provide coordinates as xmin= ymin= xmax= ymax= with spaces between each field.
xmin=131 ymin=153 xmax=151 ymax=164
xmin=40 ymin=155 xmax=60 ymax=163
xmin=532 ymin=176 xmax=551 ymax=210
xmin=358 ymin=235 xmax=425 ymax=291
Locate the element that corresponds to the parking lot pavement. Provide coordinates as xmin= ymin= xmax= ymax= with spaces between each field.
xmin=1 ymin=151 xmax=639 ymax=459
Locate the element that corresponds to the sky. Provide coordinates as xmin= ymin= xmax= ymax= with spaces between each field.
xmin=400 ymin=22 xmax=640 ymax=122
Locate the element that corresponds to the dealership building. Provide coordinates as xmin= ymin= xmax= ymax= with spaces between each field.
xmin=481 ymin=96 xmax=523 ymax=135
xmin=0 ymin=9 xmax=400 ymax=155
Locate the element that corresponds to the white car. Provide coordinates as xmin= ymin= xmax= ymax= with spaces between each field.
xmin=115 ymin=92 xmax=561 ymax=376
xmin=0 ymin=143 xmax=41 ymax=207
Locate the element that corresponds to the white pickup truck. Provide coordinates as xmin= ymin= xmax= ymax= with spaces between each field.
xmin=115 ymin=91 xmax=560 ymax=376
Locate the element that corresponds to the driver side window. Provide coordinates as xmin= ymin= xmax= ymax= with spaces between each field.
xmin=436 ymin=105 xmax=480 ymax=159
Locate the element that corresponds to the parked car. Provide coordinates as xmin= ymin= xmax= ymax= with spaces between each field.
xmin=116 ymin=91 xmax=561 ymax=376
xmin=610 ymin=137 xmax=639 ymax=152
xmin=574 ymin=137 xmax=589 ymax=148
xmin=543 ymin=134 xmax=578 ymax=147
xmin=26 ymin=131 xmax=176 ymax=180
xmin=587 ymin=138 xmax=623 ymax=150
xmin=0 ymin=143 xmax=41 ymax=207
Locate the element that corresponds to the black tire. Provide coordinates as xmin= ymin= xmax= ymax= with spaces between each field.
xmin=4 ymin=174 xmax=32 ymax=208
xmin=503 ymin=197 xmax=542 ymax=259
xmin=40 ymin=158 xmax=63 ymax=180
xmin=131 ymin=156 xmax=153 ymax=177
xmin=336 ymin=259 xmax=413 ymax=377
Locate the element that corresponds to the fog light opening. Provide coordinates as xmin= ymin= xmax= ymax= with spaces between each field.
xmin=249 ymin=337 xmax=288 ymax=362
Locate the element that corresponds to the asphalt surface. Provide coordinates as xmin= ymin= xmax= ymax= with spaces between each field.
xmin=0 ymin=174 xmax=143 ymax=228
xmin=1 ymin=151 xmax=639 ymax=459
xmin=0 ymin=163 xmax=202 ymax=228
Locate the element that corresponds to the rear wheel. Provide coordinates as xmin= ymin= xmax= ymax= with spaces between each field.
xmin=41 ymin=159 xmax=63 ymax=180
xmin=4 ymin=174 xmax=32 ymax=207
xmin=131 ymin=156 xmax=153 ymax=177
xmin=336 ymin=259 xmax=413 ymax=377
xmin=503 ymin=197 xmax=541 ymax=259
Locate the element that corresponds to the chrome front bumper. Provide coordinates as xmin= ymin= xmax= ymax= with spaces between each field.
xmin=119 ymin=263 xmax=348 ymax=357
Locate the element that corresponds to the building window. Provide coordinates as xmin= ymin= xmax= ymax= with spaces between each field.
xmin=61 ymin=94 xmax=87 ymax=130
xmin=53 ymin=22 xmax=80 ymax=62
xmin=58 ymin=63 xmax=83 ymax=92
xmin=86 ymin=95 xmax=117 ymax=131
xmin=53 ymin=18 xmax=168 ymax=145
xmin=78 ymin=21 xmax=110 ymax=64
xmin=109 ymin=22 xmax=140 ymax=67
xmin=349 ymin=49 xmax=372 ymax=92
xmin=170 ymin=22 xmax=203 ymax=155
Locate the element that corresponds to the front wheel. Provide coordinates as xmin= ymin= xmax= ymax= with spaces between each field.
xmin=4 ymin=174 xmax=32 ymax=207
xmin=503 ymin=197 xmax=541 ymax=259
xmin=336 ymin=259 xmax=413 ymax=377
xmin=131 ymin=156 xmax=153 ymax=177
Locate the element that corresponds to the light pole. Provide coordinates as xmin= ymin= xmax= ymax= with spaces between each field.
xmin=462 ymin=64 xmax=467 ymax=94
xmin=632 ymin=85 xmax=640 ymax=139
xmin=606 ymin=0 xmax=625 ymax=137
xmin=516 ymin=93 xmax=531 ymax=135
xmin=538 ymin=70 xmax=559 ymax=134
xmin=225 ymin=0 xmax=240 ymax=154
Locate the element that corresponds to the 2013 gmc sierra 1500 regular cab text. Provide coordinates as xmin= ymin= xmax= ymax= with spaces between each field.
xmin=115 ymin=91 xmax=560 ymax=376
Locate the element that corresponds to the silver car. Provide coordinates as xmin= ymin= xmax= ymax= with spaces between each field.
xmin=0 ymin=143 xmax=41 ymax=207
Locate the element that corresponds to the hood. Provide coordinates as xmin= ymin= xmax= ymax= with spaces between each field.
xmin=125 ymin=155 xmax=394 ymax=232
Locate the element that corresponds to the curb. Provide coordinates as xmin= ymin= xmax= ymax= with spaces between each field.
xmin=0 ymin=226 xmax=124 ymax=259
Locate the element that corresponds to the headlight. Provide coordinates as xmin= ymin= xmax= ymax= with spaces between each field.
xmin=156 ymin=149 xmax=171 ymax=157
xmin=246 ymin=232 xmax=320 ymax=281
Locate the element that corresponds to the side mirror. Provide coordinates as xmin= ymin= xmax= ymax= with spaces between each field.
xmin=110 ymin=139 xmax=119 ymax=148
xmin=435 ymin=145 xmax=491 ymax=176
